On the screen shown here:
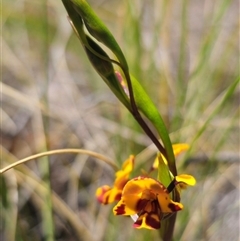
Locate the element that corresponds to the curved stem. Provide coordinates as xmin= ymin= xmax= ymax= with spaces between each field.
xmin=0 ymin=149 xmax=118 ymax=174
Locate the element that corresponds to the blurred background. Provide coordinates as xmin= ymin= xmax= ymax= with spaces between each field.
xmin=2 ymin=0 xmax=239 ymax=241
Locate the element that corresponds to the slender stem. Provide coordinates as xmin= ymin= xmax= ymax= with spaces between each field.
xmin=160 ymin=213 xmax=177 ymax=241
xmin=0 ymin=149 xmax=118 ymax=174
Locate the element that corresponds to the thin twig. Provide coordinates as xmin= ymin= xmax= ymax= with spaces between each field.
xmin=0 ymin=149 xmax=118 ymax=174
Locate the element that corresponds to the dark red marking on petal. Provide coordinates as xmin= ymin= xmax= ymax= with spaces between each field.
xmin=114 ymin=193 xmax=122 ymax=201
xmin=168 ymin=203 xmax=182 ymax=212
xmin=145 ymin=214 xmax=161 ymax=229
xmin=133 ymin=209 xmax=161 ymax=229
xmin=133 ymin=199 xmax=163 ymax=229
xmin=114 ymin=203 xmax=126 ymax=215
xmin=136 ymin=199 xmax=148 ymax=211
xmin=104 ymin=195 xmax=109 ymax=205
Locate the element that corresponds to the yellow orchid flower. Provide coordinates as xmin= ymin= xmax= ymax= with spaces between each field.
xmin=113 ymin=174 xmax=196 ymax=229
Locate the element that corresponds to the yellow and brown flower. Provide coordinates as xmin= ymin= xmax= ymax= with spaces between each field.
xmin=113 ymin=175 xmax=195 ymax=229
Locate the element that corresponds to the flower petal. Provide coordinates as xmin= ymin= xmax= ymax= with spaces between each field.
xmin=133 ymin=212 xmax=161 ymax=230
xmin=152 ymin=155 xmax=166 ymax=170
xmin=134 ymin=198 xmax=163 ymax=229
xmin=114 ymin=155 xmax=134 ymax=189
xmin=113 ymin=198 xmax=136 ymax=216
xmin=96 ymin=185 xmax=111 ymax=204
xmin=119 ymin=155 xmax=134 ymax=175
xmin=151 ymin=143 xmax=189 ymax=170
xmin=172 ymin=143 xmax=189 ymax=156
xmin=175 ymin=174 xmax=196 ymax=186
xmin=157 ymin=192 xmax=183 ymax=213
xmin=96 ymin=185 xmax=122 ymax=204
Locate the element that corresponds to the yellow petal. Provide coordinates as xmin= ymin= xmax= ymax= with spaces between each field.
xmin=116 ymin=155 xmax=134 ymax=178
xmin=124 ymin=177 xmax=166 ymax=197
xmin=113 ymin=198 xmax=136 ymax=216
xmin=151 ymin=143 xmax=189 ymax=170
xmin=175 ymin=174 xmax=196 ymax=186
xmin=107 ymin=187 xmax=122 ymax=203
xmin=96 ymin=185 xmax=123 ymax=204
xmin=152 ymin=155 xmax=167 ymax=170
xmin=114 ymin=155 xmax=134 ymax=189
xmin=172 ymin=143 xmax=189 ymax=156
xmin=157 ymin=192 xmax=183 ymax=213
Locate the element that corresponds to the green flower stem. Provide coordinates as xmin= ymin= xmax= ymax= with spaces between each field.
xmin=160 ymin=213 xmax=177 ymax=241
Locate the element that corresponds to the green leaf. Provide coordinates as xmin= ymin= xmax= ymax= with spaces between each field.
xmin=70 ymin=0 xmax=129 ymax=71
xmin=130 ymin=74 xmax=177 ymax=175
xmin=156 ymin=153 xmax=173 ymax=188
